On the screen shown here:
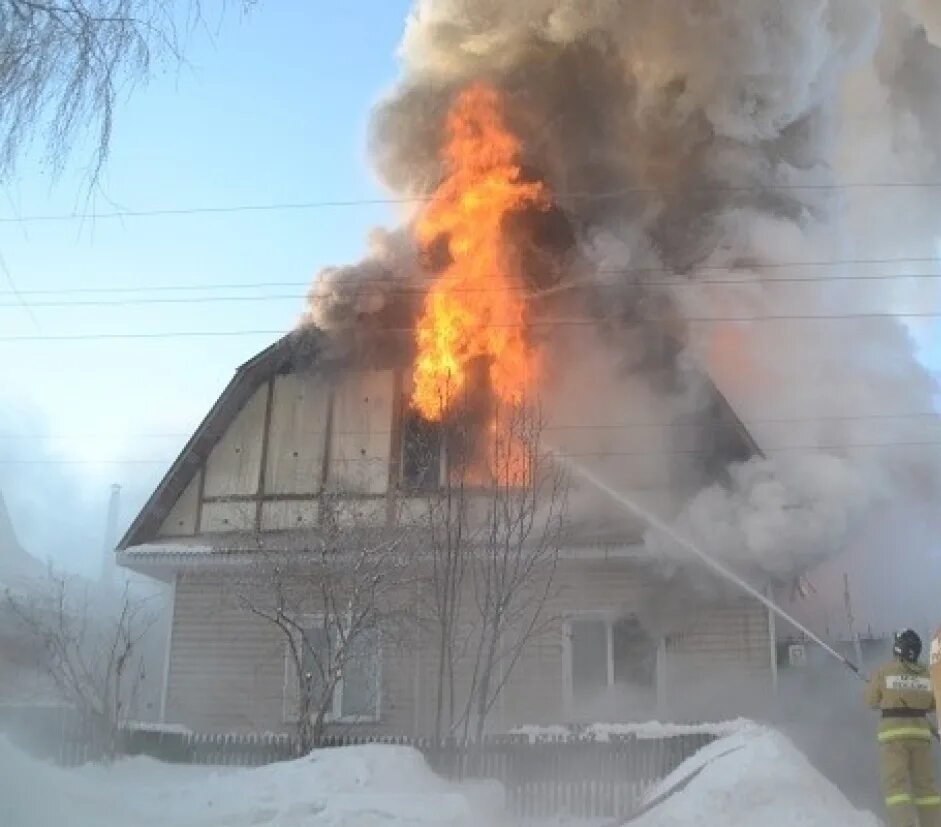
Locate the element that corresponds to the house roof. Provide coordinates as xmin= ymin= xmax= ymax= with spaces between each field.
xmin=118 ymin=325 xmax=761 ymax=554
xmin=117 ymin=328 xmax=326 ymax=551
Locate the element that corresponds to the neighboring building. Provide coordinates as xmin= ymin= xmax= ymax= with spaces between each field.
xmin=117 ymin=327 xmax=775 ymax=735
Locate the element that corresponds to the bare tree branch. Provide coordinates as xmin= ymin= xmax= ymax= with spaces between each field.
xmin=0 ymin=0 xmax=255 ymax=186
xmin=4 ymin=569 xmax=159 ymax=758
xmin=227 ymin=493 xmax=414 ymax=753
xmin=419 ymin=400 xmax=569 ymax=741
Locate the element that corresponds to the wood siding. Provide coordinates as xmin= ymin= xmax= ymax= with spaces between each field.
xmin=157 ymin=471 xmax=201 ymax=537
xmin=163 ymin=559 xmax=771 ymax=735
xmin=164 ymin=571 xmax=417 ymax=735
xmin=265 ymin=372 xmax=330 ymax=496
xmin=203 ymin=384 xmax=268 ymax=499
xmin=328 ymin=369 xmax=394 ymax=495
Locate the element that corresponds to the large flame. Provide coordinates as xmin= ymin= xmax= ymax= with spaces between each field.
xmin=410 ymin=83 xmax=550 ymax=422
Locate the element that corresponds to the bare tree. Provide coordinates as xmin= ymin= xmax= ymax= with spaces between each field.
xmin=418 ymin=400 xmax=568 ymax=741
xmin=4 ymin=569 xmax=158 ymax=757
xmin=229 ymin=494 xmax=414 ymax=752
xmin=0 ymin=1 xmax=255 ymax=183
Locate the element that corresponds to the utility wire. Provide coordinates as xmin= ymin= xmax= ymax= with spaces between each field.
xmin=4 ymin=256 xmax=940 ymax=298
xmin=9 ymin=269 xmax=941 ymax=309
xmin=4 ymin=180 xmax=941 ymax=223
xmin=4 ymin=309 xmax=941 ymax=342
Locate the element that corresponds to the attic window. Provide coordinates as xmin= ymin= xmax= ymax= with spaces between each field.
xmin=401 ymin=410 xmax=442 ymax=490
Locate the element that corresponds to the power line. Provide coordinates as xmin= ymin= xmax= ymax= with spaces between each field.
xmin=10 ymin=269 xmax=941 ymax=310
xmin=3 ymin=180 xmax=941 ymax=223
xmin=4 ymin=256 xmax=940 ymax=298
xmin=3 ymin=308 xmax=941 ymax=342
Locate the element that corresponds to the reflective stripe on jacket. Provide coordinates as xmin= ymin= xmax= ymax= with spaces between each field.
xmin=866 ymin=659 xmax=935 ymax=742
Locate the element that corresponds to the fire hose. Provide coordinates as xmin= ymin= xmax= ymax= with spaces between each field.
xmin=551 ymin=452 xmax=941 ymax=742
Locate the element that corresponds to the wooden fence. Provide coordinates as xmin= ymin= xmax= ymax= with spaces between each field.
xmin=90 ymin=728 xmax=716 ymax=820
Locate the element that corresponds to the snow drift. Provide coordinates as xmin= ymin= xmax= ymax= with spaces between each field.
xmin=634 ymin=724 xmax=879 ymax=827
xmin=2 ymin=725 xmax=878 ymax=827
xmin=0 ymin=738 xmax=478 ymax=827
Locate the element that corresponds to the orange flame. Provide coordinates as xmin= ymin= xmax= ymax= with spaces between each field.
xmin=410 ymin=83 xmax=549 ymax=422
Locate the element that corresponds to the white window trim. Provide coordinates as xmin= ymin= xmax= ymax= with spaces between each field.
xmin=563 ymin=612 xmax=660 ymax=715
xmin=282 ymin=613 xmax=382 ymax=726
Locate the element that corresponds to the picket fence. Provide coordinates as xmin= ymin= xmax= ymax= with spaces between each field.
xmin=60 ymin=728 xmax=716 ymax=820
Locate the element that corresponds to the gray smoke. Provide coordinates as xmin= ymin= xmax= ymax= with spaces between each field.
xmin=306 ymin=2 xmax=941 ymax=602
xmin=303 ymin=228 xmax=419 ymax=330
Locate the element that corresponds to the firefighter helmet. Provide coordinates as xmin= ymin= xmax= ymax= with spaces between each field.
xmin=894 ymin=629 xmax=923 ymax=663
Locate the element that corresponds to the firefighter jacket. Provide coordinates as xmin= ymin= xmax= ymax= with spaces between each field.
xmin=866 ymin=658 xmax=936 ymax=743
xmin=930 ymin=626 xmax=941 ymax=718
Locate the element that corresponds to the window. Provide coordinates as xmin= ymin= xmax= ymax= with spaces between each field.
xmin=291 ymin=621 xmax=381 ymax=722
xmin=567 ymin=615 xmax=657 ymax=707
xmin=401 ymin=410 xmax=442 ymax=490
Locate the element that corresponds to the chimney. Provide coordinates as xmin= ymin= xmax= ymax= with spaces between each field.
xmin=100 ymin=483 xmax=122 ymax=588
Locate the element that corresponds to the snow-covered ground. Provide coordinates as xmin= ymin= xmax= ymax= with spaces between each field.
xmin=632 ymin=725 xmax=881 ymax=827
xmin=0 ymin=725 xmax=879 ymax=827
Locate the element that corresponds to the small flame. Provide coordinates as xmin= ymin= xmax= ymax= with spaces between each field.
xmin=410 ymin=83 xmax=550 ymax=421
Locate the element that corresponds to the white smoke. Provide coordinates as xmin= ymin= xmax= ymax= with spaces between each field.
xmin=646 ymin=453 xmax=877 ymax=582
xmin=308 ymin=1 xmax=941 ymax=593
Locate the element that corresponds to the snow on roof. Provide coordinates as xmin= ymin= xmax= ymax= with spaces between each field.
xmin=121 ymin=541 xmax=216 ymax=558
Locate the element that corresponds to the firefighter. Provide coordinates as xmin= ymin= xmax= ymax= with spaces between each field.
xmin=866 ymin=629 xmax=940 ymax=827
xmin=930 ymin=626 xmax=941 ymax=721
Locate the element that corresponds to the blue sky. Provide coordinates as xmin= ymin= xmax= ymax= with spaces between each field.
xmin=0 ymin=2 xmax=412 ymax=571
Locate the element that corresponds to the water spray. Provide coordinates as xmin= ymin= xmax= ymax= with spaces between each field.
xmin=548 ymin=448 xmax=868 ymax=683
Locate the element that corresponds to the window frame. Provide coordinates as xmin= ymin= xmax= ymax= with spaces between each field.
xmin=282 ymin=613 xmax=383 ymax=725
xmin=563 ymin=611 xmax=660 ymax=712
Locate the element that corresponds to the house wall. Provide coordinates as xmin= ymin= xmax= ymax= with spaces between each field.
xmin=163 ymin=570 xmax=417 ymax=735
xmin=145 ymin=345 xmax=768 ymax=733
xmin=162 ymin=557 xmax=772 ymax=734
xmin=491 ymin=558 xmax=773 ymax=730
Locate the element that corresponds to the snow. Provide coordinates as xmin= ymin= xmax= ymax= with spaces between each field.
xmin=123 ymin=721 xmax=192 ymax=734
xmin=633 ymin=724 xmax=880 ymax=827
xmin=0 ymin=737 xmax=488 ymax=827
xmin=120 ymin=542 xmax=215 ymax=557
xmin=0 ymin=724 xmax=879 ymax=827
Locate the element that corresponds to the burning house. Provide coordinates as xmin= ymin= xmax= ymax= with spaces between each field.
xmin=118 ymin=0 xmax=941 ymax=736
xmin=117 ymin=83 xmax=776 ymax=736
xmin=116 ymin=331 xmax=772 ymax=735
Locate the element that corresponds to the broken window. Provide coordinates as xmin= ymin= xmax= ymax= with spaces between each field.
xmin=568 ymin=615 xmax=658 ymax=707
xmin=400 ymin=359 xmax=497 ymax=489
xmin=299 ymin=621 xmax=381 ymax=720
xmin=401 ymin=410 xmax=442 ymax=490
